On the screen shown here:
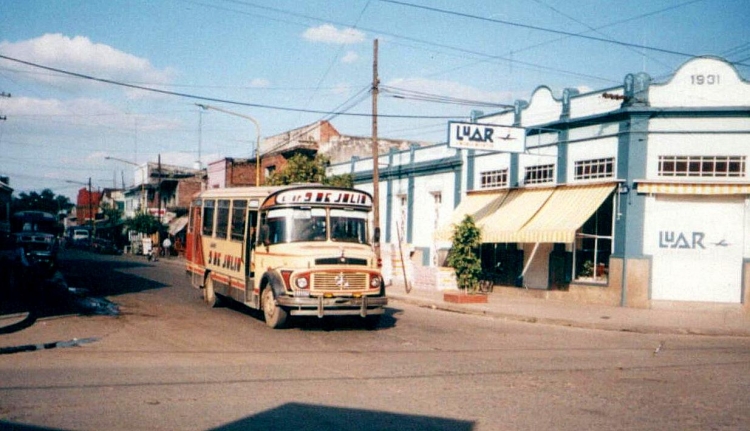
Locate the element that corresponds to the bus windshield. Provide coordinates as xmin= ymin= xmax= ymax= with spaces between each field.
xmin=261 ymin=207 xmax=369 ymax=245
xmin=330 ymin=209 xmax=368 ymax=244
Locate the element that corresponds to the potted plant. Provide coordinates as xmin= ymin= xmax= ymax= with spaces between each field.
xmin=444 ymin=215 xmax=488 ymax=304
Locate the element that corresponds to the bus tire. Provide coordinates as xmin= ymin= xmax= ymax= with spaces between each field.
xmin=262 ymin=286 xmax=287 ymax=329
xmin=203 ymin=275 xmax=221 ymax=307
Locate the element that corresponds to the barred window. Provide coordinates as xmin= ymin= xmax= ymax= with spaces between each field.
xmin=524 ymin=164 xmax=554 ymax=185
xmin=480 ymin=169 xmax=508 ymax=189
xmin=659 ymin=155 xmax=746 ymax=177
xmin=575 ymin=158 xmax=615 ymax=180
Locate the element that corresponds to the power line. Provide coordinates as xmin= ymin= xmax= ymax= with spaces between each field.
xmin=0 ymin=54 xmax=463 ymax=120
xmin=378 ymin=0 xmax=749 ymax=67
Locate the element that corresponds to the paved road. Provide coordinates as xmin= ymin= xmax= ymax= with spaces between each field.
xmin=1 ymin=250 xmax=749 ymax=430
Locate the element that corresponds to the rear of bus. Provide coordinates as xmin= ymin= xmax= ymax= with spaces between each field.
xmin=254 ymin=186 xmax=387 ymax=328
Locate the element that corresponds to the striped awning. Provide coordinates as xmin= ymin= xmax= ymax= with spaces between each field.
xmin=514 ymin=183 xmax=617 ymax=243
xmin=636 ymin=181 xmax=750 ymax=195
xmin=478 ymin=187 xmax=554 ymax=243
xmin=434 ymin=190 xmax=507 ymax=241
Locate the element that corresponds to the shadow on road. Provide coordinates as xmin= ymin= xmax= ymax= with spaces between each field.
xmin=0 ymin=249 xmax=169 ymax=335
xmin=0 ymin=402 xmax=474 ymax=431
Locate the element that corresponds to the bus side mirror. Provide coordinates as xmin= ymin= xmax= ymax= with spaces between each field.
xmin=373 ymin=227 xmax=380 ymax=243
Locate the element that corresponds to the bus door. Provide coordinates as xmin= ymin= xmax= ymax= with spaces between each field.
xmin=245 ymin=209 xmax=259 ymax=278
xmin=244 ymin=205 xmax=260 ymax=306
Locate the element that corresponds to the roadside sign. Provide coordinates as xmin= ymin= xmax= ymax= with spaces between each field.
xmin=448 ymin=121 xmax=526 ymax=153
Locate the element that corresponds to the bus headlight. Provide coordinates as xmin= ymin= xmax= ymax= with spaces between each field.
xmin=295 ymin=276 xmax=309 ymax=289
xmin=370 ymin=275 xmax=381 ymax=288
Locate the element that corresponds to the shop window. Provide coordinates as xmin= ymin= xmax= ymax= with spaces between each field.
xmin=574 ymin=157 xmax=614 ymax=180
xmin=524 ymin=164 xmax=554 ymax=185
xmin=480 ymin=243 xmax=523 ymax=286
xmin=658 ymin=155 xmax=746 ymax=177
xmin=573 ymin=193 xmax=614 ymax=284
xmin=480 ymin=169 xmax=508 ymax=189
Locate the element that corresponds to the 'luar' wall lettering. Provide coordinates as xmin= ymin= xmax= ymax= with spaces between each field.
xmin=659 ymin=231 xmax=705 ymax=249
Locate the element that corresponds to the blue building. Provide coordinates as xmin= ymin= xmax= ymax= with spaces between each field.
xmin=330 ymin=56 xmax=750 ymax=309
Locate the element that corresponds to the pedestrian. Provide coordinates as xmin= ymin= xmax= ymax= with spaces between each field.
xmin=162 ymin=235 xmax=172 ymax=257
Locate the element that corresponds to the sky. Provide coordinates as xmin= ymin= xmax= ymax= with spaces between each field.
xmin=1 ymin=0 xmax=749 ymax=200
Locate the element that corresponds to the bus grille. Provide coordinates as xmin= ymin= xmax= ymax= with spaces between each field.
xmin=312 ymin=272 xmax=368 ymax=291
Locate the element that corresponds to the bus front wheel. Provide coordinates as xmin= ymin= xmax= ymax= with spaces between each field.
xmin=262 ymin=287 xmax=287 ymax=329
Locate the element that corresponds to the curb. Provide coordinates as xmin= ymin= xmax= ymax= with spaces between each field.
xmin=387 ymin=293 xmax=750 ymax=337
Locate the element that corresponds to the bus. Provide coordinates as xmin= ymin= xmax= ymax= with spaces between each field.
xmin=185 ymin=185 xmax=387 ymax=328
xmin=10 ymin=211 xmax=60 ymax=274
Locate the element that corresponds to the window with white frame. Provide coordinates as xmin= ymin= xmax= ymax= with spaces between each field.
xmin=658 ymin=155 xmax=746 ymax=177
xmin=573 ymin=193 xmax=614 ymax=284
xmin=574 ymin=157 xmax=615 ymax=180
xmin=524 ymin=164 xmax=554 ymax=185
xmin=480 ymin=169 xmax=508 ymax=189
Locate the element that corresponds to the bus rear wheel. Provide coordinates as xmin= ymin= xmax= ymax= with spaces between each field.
xmin=203 ymin=276 xmax=221 ymax=307
xmin=262 ymin=287 xmax=287 ymax=329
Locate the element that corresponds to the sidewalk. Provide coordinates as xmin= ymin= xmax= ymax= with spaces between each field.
xmin=386 ymin=280 xmax=750 ymax=337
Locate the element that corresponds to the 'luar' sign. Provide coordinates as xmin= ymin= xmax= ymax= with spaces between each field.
xmin=448 ymin=122 xmax=526 ymax=153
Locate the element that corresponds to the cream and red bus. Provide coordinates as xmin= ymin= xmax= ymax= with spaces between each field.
xmin=185 ymin=185 xmax=387 ymax=328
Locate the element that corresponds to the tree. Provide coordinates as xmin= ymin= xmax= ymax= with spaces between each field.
xmin=266 ymin=154 xmax=353 ymax=188
xmin=101 ymin=202 xmax=123 ymax=228
xmin=125 ymin=213 xmax=161 ymax=235
xmin=446 ymin=215 xmax=483 ymax=293
xmin=11 ymin=189 xmax=73 ymax=215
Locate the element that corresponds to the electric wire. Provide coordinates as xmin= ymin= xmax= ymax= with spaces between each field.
xmin=0 ymin=54 xmax=462 ymax=120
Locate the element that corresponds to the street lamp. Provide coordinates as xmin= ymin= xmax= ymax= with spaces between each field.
xmin=105 ymin=156 xmax=147 ymax=214
xmin=195 ymin=103 xmax=262 ymax=186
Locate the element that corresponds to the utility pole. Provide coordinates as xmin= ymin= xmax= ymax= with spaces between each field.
xmin=0 ymin=91 xmax=10 ymax=121
xmin=157 ymin=154 xmax=162 ymax=225
xmin=88 ymin=177 xmax=94 ymax=234
xmin=371 ymin=39 xmax=381 ymax=264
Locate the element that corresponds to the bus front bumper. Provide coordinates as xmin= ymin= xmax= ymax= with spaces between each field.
xmin=277 ymin=295 xmax=388 ymax=318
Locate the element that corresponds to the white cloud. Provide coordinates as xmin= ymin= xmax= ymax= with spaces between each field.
xmin=341 ymin=51 xmax=359 ymax=64
xmin=303 ymin=25 xmax=365 ymax=45
xmin=385 ymin=78 xmax=514 ymax=106
xmin=0 ymin=33 xmax=175 ymax=92
xmin=249 ymin=78 xmax=270 ymax=88
xmin=5 ymin=96 xmax=179 ymax=130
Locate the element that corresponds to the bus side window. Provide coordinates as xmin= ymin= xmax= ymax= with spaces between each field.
xmin=259 ymin=224 xmax=270 ymax=247
xmin=247 ymin=210 xmax=258 ymax=248
xmin=258 ymin=212 xmax=270 ymax=247
xmin=202 ymin=200 xmax=215 ymax=236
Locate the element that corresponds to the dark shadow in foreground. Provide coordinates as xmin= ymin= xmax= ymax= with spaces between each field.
xmin=214 ymin=402 xmax=474 ymax=431
xmin=0 ymin=403 xmax=474 ymax=431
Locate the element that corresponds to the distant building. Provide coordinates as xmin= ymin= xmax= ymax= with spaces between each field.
xmin=123 ymin=162 xmax=204 ymax=222
xmin=75 ymin=186 xmax=103 ymax=227
xmin=207 ymin=120 xmax=432 ymax=188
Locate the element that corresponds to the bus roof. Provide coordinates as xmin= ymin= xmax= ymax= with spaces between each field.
xmin=196 ymin=186 xmax=283 ymax=200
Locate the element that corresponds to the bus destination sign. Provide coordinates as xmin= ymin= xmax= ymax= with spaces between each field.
xmin=275 ymin=189 xmax=372 ymax=207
